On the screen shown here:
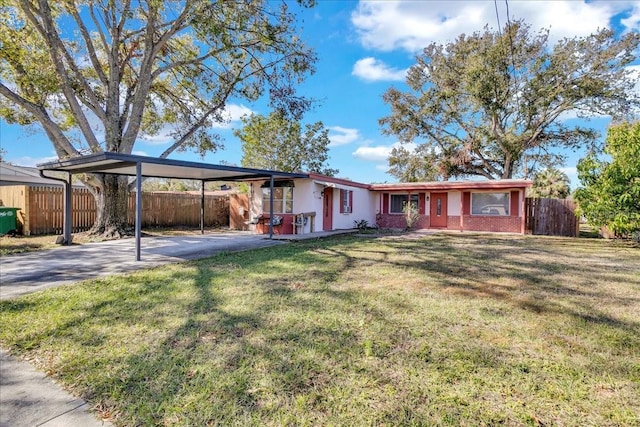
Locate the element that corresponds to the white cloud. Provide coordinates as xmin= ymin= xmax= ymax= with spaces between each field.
xmin=352 ymin=57 xmax=408 ymax=82
xmin=351 ymin=1 xmax=632 ymax=53
xmin=140 ymin=127 xmax=174 ymax=145
xmin=620 ymin=4 xmax=640 ymax=32
xmin=628 ymin=64 xmax=640 ymax=97
xmin=216 ymin=104 xmax=254 ymax=127
xmin=559 ymin=64 xmax=640 ymax=121
xmin=132 ymin=150 xmax=148 ymax=157
xmin=328 ymin=126 xmax=360 ymax=146
xmin=7 ymin=155 xmax=58 ymax=167
xmin=352 ymin=142 xmax=417 ymax=162
xmin=352 ymin=145 xmax=391 ymax=162
xmin=560 ymin=166 xmax=579 ymax=188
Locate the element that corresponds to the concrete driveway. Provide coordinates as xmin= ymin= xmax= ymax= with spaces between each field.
xmin=0 ymin=231 xmax=284 ymax=300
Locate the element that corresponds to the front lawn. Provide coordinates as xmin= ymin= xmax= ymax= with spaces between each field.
xmin=1 ymin=233 xmax=638 ymax=426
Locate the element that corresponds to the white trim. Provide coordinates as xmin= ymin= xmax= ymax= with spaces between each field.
xmin=313 ymin=180 xmax=353 ymax=191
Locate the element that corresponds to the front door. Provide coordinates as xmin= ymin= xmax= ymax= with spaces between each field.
xmin=430 ymin=192 xmax=448 ymax=228
xmin=323 ymin=187 xmax=333 ymax=231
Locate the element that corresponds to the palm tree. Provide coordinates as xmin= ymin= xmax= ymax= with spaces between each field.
xmin=530 ymin=168 xmax=571 ymax=199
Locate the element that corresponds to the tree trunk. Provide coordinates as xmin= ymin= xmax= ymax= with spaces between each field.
xmin=88 ymin=174 xmax=131 ymax=239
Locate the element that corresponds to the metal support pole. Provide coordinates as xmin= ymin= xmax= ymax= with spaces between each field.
xmin=135 ymin=162 xmax=142 ymax=261
xmin=269 ymin=175 xmax=274 ymax=239
xmin=39 ymin=169 xmax=72 ymax=244
xmin=200 ymin=180 xmax=205 ymax=235
xmin=63 ymin=172 xmax=72 ymax=245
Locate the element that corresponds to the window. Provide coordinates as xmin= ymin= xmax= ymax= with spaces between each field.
xmin=471 ymin=192 xmax=509 ymax=216
xmin=340 ymin=189 xmax=353 ymax=213
xmin=262 ymin=186 xmax=293 ymax=213
xmin=390 ymin=194 xmax=419 ymax=214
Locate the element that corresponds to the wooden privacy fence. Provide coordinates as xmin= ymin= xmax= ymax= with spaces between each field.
xmin=525 ymin=197 xmax=578 ymax=237
xmin=0 ymin=185 xmax=229 ymax=235
xmin=126 ymin=191 xmax=229 ymax=229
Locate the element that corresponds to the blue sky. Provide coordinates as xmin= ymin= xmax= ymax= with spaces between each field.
xmin=1 ymin=0 xmax=639 ymax=188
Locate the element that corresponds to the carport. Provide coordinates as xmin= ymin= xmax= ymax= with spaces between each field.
xmin=38 ymin=152 xmax=307 ymax=261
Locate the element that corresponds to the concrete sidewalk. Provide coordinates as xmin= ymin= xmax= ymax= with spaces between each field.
xmin=0 ymin=231 xmax=287 ymax=427
xmin=1 ymin=349 xmax=111 ymax=427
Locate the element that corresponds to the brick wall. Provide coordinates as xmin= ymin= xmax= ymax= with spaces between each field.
xmin=377 ymin=214 xmax=429 ymax=229
xmin=461 ymin=215 xmax=522 ymax=233
xmin=447 ymin=216 xmax=461 ymax=230
xmin=376 ymin=189 xmax=526 ymax=234
xmin=256 ymin=213 xmax=295 ymax=234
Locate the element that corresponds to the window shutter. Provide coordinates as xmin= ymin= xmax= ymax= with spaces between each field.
xmin=510 ymin=190 xmax=519 ymax=217
xmin=418 ymin=193 xmax=426 ymax=215
xmin=339 ymin=189 xmax=345 ymax=213
xmin=349 ymin=190 xmax=353 ymax=213
xmin=382 ymin=193 xmax=389 ymax=214
xmin=462 ymin=192 xmax=471 ymax=215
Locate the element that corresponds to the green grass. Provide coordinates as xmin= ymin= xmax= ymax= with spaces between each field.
xmin=0 ymin=234 xmax=58 ymax=255
xmin=1 ymin=233 xmax=639 ymax=426
xmin=0 ymin=232 xmax=114 ymax=255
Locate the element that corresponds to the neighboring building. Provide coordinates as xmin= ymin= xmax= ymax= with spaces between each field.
xmin=1 ymin=162 xmax=67 ymax=234
xmin=0 ymin=162 xmax=66 ymax=187
xmin=240 ymin=173 xmax=532 ymax=235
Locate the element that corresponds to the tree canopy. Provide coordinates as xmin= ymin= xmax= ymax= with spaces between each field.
xmin=381 ymin=20 xmax=639 ymax=180
xmin=234 ymin=111 xmax=337 ymax=176
xmin=0 ymin=0 xmax=316 ymax=236
xmin=387 ymin=144 xmax=440 ymax=182
xmin=529 ymin=167 xmax=570 ymax=199
xmin=575 ymin=122 xmax=640 ymax=237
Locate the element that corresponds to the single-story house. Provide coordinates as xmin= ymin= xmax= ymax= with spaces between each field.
xmin=241 ymin=174 xmax=532 ymax=235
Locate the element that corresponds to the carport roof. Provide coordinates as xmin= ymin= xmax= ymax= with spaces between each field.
xmin=37 ymin=151 xmax=309 ymax=181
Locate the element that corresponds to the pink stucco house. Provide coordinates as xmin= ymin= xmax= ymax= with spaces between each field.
xmin=242 ymin=174 xmax=532 ymax=235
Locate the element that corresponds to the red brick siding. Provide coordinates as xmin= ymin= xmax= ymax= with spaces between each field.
xmin=377 ymin=213 xmax=522 ymax=233
xmin=378 ymin=214 xmax=429 ymax=229
xmin=447 ymin=216 xmax=461 ymax=230
xmin=256 ymin=213 xmax=296 ymax=234
xmin=462 ymin=215 xmax=522 ymax=233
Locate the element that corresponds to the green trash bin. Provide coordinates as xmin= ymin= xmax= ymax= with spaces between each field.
xmin=0 ymin=207 xmax=20 ymax=234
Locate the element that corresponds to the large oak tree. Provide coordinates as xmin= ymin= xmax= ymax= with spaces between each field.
xmin=0 ymin=0 xmax=316 ymax=237
xmin=381 ymin=21 xmax=639 ymax=181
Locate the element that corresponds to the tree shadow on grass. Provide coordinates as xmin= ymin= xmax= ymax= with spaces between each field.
xmin=60 ymin=251 xmax=388 ymax=425
xmin=1 ymin=233 xmax=639 ymax=425
xmin=317 ymin=234 xmax=640 ymax=334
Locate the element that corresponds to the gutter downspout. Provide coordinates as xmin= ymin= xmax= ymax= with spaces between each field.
xmin=135 ymin=162 xmax=142 ymax=261
xmin=269 ymin=175 xmax=274 ymax=239
xmin=200 ymin=180 xmax=205 ymax=235
xmin=40 ymin=170 xmax=72 ymax=245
